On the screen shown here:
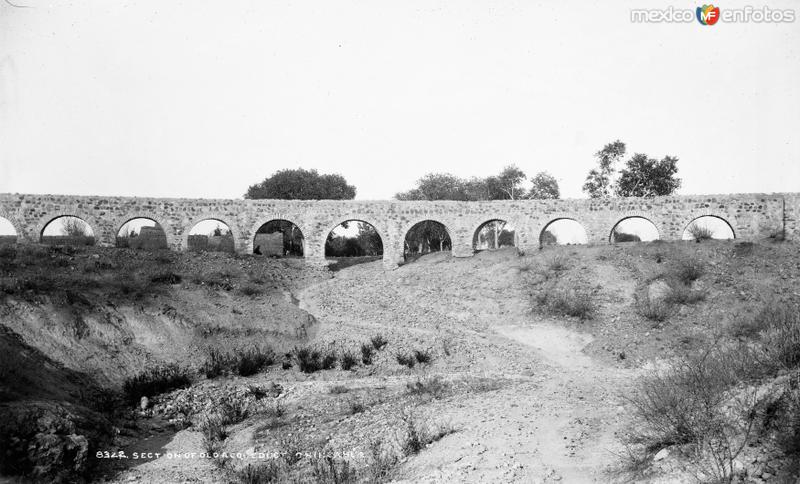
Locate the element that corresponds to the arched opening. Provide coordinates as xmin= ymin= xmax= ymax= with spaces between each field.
xmin=325 ymin=220 xmax=383 ymax=266
xmin=116 ymin=218 xmax=167 ymax=250
xmin=683 ymin=216 xmax=735 ymax=241
xmin=0 ymin=217 xmax=17 ymax=245
xmin=404 ymin=220 xmax=451 ymax=262
xmin=41 ymin=216 xmax=95 ymax=246
xmin=188 ymin=219 xmax=235 ymax=253
xmin=540 ymin=219 xmax=588 ymax=246
xmin=254 ymin=220 xmax=304 ymax=257
xmin=610 ymin=217 xmax=660 ymax=243
xmin=473 ymin=220 xmax=515 ymax=251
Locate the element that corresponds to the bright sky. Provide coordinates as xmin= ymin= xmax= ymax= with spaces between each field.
xmin=1 ymin=0 xmax=798 ymax=200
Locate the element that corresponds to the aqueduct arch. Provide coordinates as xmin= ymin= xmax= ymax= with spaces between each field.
xmin=0 ymin=192 xmax=796 ymax=268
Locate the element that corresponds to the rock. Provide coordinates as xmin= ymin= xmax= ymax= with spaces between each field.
xmin=139 ymin=396 xmax=149 ymax=410
xmin=653 ymin=448 xmax=670 ymax=461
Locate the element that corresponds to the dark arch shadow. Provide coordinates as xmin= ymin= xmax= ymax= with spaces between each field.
xmin=683 ymin=215 xmax=736 ymax=240
xmin=254 ymin=219 xmax=305 ymax=257
xmin=473 ymin=219 xmax=515 ymax=251
xmin=404 ymin=220 xmax=452 ymax=262
xmin=40 ymin=216 xmax=95 ymax=246
xmin=116 ymin=217 xmax=168 ymax=250
xmin=609 ymin=216 xmax=660 ymax=243
xmin=540 ymin=218 xmax=588 ymax=246
xmin=325 ymin=220 xmax=383 ymax=269
xmin=188 ymin=219 xmax=235 ymax=253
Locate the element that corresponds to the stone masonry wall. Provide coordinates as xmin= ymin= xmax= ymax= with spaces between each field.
xmin=0 ymin=192 xmax=795 ymax=268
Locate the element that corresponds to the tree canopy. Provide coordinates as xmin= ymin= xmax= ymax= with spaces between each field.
xmin=395 ymin=166 xmax=560 ymax=201
xmin=582 ymin=141 xmax=681 ymax=198
xmin=245 ymin=168 xmax=356 ymax=200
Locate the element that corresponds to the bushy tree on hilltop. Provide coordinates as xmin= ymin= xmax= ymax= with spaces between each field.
xmin=582 ymin=140 xmax=681 ymax=198
xmin=245 ymin=168 xmax=356 ymax=200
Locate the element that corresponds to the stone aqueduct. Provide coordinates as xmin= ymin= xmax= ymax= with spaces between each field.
xmin=0 ymin=192 xmax=799 ymax=268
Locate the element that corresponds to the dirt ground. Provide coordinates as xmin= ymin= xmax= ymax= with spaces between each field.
xmin=11 ymin=239 xmax=793 ymax=483
xmin=94 ymin=246 xmax=654 ymax=483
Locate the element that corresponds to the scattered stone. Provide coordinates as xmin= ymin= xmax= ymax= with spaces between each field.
xmin=653 ymin=448 xmax=670 ymax=461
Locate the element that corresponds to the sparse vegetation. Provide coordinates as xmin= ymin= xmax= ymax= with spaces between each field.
xmin=294 ymin=346 xmax=323 ymax=373
xmin=396 ymin=353 xmax=416 ymax=368
xmin=406 ymin=376 xmax=449 ymax=399
xmin=399 ymin=410 xmax=457 ymax=455
xmin=238 ymin=283 xmax=264 ymax=297
xmin=123 ymin=364 xmax=192 ymax=405
xmin=340 ymin=351 xmax=358 ymax=370
xmin=687 ymin=223 xmax=714 ymax=241
xmin=664 ymin=284 xmax=706 ymax=305
xmin=202 ymin=345 xmax=275 ymax=378
xmin=669 ymin=257 xmax=705 ymax=284
xmin=413 ymin=349 xmax=432 ymax=364
xmin=628 ymin=300 xmax=800 ymax=481
xmin=536 ymin=285 xmax=595 ymax=320
xmin=636 ymin=295 xmax=672 ymax=322
xmin=360 ymin=343 xmax=374 ymax=365
xmin=370 ymin=334 xmax=388 ymax=350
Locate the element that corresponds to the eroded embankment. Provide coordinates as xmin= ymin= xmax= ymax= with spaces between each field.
xmin=0 ymin=245 xmax=328 ymax=482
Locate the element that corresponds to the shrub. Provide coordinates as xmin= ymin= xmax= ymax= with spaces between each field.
xmin=370 ymin=335 xmax=388 ymax=350
xmin=311 ymin=456 xmax=358 ymax=484
xmin=413 ymin=349 xmax=432 ymax=365
xmin=365 ymin=438 xmax=399 ymax=483
xmin=687 ymin=223 xmax=714 ymax=241
xmin=759 ymin=304 xmax=800 ymax=372
xmin=236 ymin=461 xmax=285 ymax=484
xmin=360 ymin=344 xmax=374 ymax=365
xmin=202 ymin=346 xmax=274 ymax=378
xmin=536 ymin=286 xmax=594 ymax=320
xmin=238 ymin=283 xmax=264 ymax=297
xmin=150 ymin=272 xmax=182 ymax=284
xmin=237 ymin=347 xmax=276 ymax=376
xmin=329 ymin=385 xmax=349 ymax=395
xmin=202 ymin=348 xmax=234 ymax=378
xmin=399 ymin=410 xmax=456 ymax=456
xmin=294 ymin=347 xmax=322 ymax=373
xmin=636 ymin=296 xmax=672 ymax=322
xmin=340 ymin=352 xmax=358 ymax=371
xmin=545 ymin=254 xmax=568 ymax=272
xmin=628 ymin=347 xmax=761 ymax=483
xmin=396 ymin=353 xmax=416 ymax=368
xmin=406 ymin=376 xmax=449 ymax=399
xmin=321 ymin=351 xmax=338 ymax=370
xmin=349 ymin=399 xmax=366 ymax=415
xmin=613 ymin=231 xmax=641 ymax=243
xmin=197 ymin=412 xmax=228 ymax=455
xmin=671 ymin=258 xmax=705 ymax=284
xmin=123 ymin=364 xmax=192 ymax=405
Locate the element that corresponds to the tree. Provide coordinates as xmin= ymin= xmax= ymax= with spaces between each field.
xmin=495 ymin=165 xmax=527 ymax=200
xmin=615 ymin=154 xmax=681 ymax=197
xmin=245 ymin=168 xmax=356 ymax=200
xmin=405 ymin=221 xmax=451 ymax=254
xmin=528 ymin=172 xmax=560 ymax=199
xmin=395 ymin=173 xmax=469 ymax=201
xmin=582 ymin=140 xmax=626 ymax=198
xmin=61 ymin=217 xmax=88 ymax=237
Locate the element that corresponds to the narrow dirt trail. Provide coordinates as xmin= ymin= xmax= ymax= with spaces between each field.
xmin=493 ymin=323 xmax=633 ymax=483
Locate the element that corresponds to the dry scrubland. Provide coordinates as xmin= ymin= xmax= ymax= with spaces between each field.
xmin=0 ymin=239 xmax=799 ymax=483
